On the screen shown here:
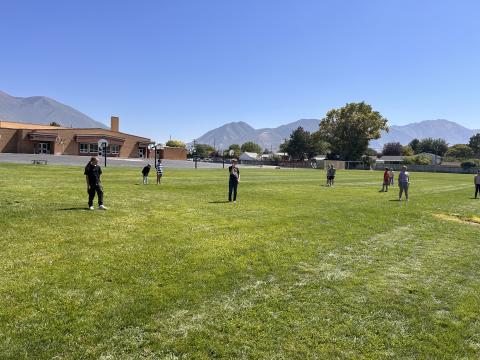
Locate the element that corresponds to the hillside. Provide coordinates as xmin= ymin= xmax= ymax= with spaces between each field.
xmin=0 ymin=90 xmax=107 ymax=128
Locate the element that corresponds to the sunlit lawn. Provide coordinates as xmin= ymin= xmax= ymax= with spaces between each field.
xmin=0 ymin=163 xmax=479 ymax=359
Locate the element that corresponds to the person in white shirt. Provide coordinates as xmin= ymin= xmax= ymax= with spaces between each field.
xmin=398 ymin=166 xmax=410 ymax=201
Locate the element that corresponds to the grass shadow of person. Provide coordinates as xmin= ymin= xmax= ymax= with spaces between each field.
xmin=56 ymin=207 xmax=89 ymax=211
xmin=208 ymin=200 xmax=230 ymax=204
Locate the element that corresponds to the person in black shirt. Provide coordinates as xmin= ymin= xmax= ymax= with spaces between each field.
xmin=228 ymin=159 xmax=240 ymax=203
xmin=142 ymin=164 xmax=151 ymax=185
xmin=84 ymin=157 xmax=107 ymax=210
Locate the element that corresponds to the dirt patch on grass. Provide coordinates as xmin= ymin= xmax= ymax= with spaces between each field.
xmin=434 ymin=213 xmax=480 ymax=226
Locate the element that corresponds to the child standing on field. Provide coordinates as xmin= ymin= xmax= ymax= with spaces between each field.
xmin=381 ymin=167 xmax=390 ymax=192
xmin=389 ymin=169 xmax=394 ymax=186
xmin=474 ymin=170 xmax=480 ymax=199
xmin=142 ymin=164 xmax=151 ymax=185
xmin=156 ymin=160 xmax=163 ymax=184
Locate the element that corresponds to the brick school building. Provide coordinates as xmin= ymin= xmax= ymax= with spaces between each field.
xmin=0 ymin=117 xmax=187 ymax=160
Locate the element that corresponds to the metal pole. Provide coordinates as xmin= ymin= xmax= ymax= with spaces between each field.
xmin=193 ymin=139 xmax=197 ymax=169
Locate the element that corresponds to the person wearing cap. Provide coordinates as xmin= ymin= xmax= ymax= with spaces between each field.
xmin=474 ymin=169 xmax=480 ymax=199
xmin=398 ymin=165 xmax=410 ymax=201
xmin=84 ymin=157 xmax=107 ymax=210
xmin=228 ymin=159 xmax=240 ymax=203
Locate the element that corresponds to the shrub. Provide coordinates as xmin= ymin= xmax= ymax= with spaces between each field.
xmin=461 ymin=161 xmax=477 ymax=169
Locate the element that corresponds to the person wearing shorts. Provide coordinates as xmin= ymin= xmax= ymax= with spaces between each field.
xmin=398 ymin=165 xmax=410 ymax=201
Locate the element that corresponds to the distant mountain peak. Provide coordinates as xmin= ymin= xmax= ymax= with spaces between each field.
xmin=196 ymin=118 xmax=479 ymax=151
xmin=0 ymin=90 xmax=107 ymax=128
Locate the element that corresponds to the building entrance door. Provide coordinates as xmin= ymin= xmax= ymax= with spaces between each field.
xmin=138 ymin=147 xmax=145 ymax=158
xmin=38 ymin=142 xmax=51 ymax=154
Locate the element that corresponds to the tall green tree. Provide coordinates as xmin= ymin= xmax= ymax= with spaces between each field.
xmin=469 ymin=133 xmax=480 ymax=155
xmin=445 ymin=144 xmax=474 ymax=159
xmin=241 ymin=141 xmax=262 ymax=154
xmin=314 ymin=102 xmax=388 ymax=160
xmin=225 ymin=144 xmax=241 ymax=158
xmin=382 ymin=142 xmax=403 ymax=156
xmin=194 ymin=143 xmax=215 ymax=158
xmin=285 ymin=127 xmax=314 ymax=160
xmin=166 ymin=140 xmax=186 ymax=148
xmin=408 ymin=138 xmax=420 ymax=154
xmin=418 ymin=138 xmax=448 ymax=156
xmin=402 ymin=145 xmax=414 ymax=156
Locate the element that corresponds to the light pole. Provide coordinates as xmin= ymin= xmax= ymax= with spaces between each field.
xmin=193 ymin=139 xmax=198 ymax=169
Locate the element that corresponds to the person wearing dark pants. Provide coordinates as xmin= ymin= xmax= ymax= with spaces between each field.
xmin=84 ymin=157 xmax=107 ymax=210
xmin=228 ymin=159 xmax=240 ymax=203
xmin=475 ymin=170 xmax=480 ymax=199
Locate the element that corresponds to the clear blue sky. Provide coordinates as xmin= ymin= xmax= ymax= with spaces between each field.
xmin=1 ymin=0 xmax=479 ymax=142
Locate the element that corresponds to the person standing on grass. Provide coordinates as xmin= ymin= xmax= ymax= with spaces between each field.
xmin=380 ymin=167 xmax=390 ymax=192
xmin=389 ymin=168 xmax=395 ymax=186
xmin=156 ymin=159 xmax=163 ymax=184
xmin=474 ymin=170 xmax=480 ymax=199
xmin=84 ymin=157 xmax=107 ymax=210
xmin=330 ymin=165 xmax=336 ymax=187
xmin=398 ymin=165 xmax=410 ymax=201
xmin=142 ymin=164 xmax=151 ymax=185
xmin=326 ymin=165 xmax=331 ymax=186
xmin=228 ymin=159 xmax=240 ymax=203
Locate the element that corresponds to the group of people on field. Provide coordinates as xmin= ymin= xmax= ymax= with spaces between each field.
xmin=141 ymin=160 xmax=163 ymax=185
xmin=380 ymin=166 xmax=410 ymax=200
xmin=83 ymin=156 xmax=480 ymax=210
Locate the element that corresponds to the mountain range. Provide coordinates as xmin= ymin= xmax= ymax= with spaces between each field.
xmin=195 ymin=119 xmax=480 ymax=151
xmin=0 ymin=90 xmax=106 ymax=128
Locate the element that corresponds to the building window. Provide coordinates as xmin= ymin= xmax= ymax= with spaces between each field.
xmin=138 ymin=147 xmax=145 ymax=158
xmin=80 ymin=143 xmax=88 ymax=153
xmin=89 ymin=144 xmax=98 ymax=153
xmin=110 ymin=145 xmax=119 ymax=155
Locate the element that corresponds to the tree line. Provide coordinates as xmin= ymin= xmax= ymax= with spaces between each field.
xmin=382 ymin=134 xmax=480 ymax=160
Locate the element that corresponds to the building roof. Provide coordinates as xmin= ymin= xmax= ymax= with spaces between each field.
xmin=0 ymin=120 xmax=151 ymax=141
xmin=239 ymin=152 xmax=258 ymax=159
xmin=0 ymin=120 xmax=66 ymax=129
xmin=377 ymin=156 xmax=404 ymax=162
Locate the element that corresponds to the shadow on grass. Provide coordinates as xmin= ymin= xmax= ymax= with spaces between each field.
xmin=56 ymin=207 xmax=89 ymax=211
xmin=208 ymin=200 xmax=230 ymax=204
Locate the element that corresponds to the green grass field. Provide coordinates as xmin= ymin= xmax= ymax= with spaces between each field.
xmin=1 ymin=163 xmax=479 ymax=359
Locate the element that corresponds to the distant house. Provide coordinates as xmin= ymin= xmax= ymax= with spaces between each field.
xmin=376 ymin=156 xmax=404 ymax=165
xmin=418 ymin=152 xmax=442 ymax=165
xmin=312 ymin=155 xmax=326 ymax=161
xmin=239 ymin=152 xmax=259 ymax=161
